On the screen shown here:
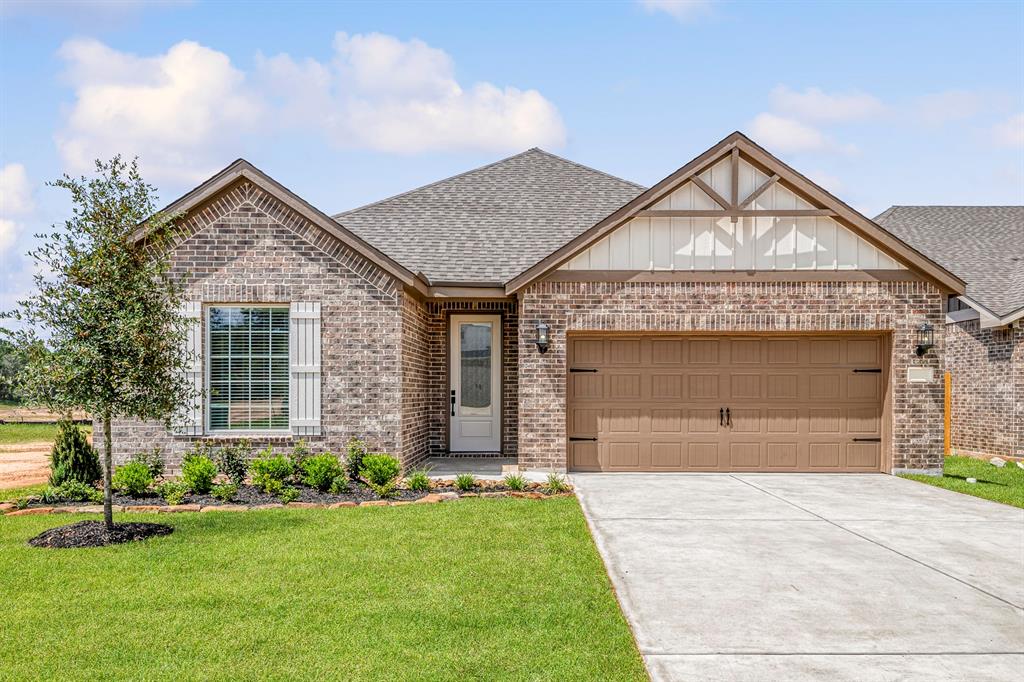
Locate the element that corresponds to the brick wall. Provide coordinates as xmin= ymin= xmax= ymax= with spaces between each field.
xmin=945 ymin=319 xmax=1023 ymax=458
xmin=400 ymin=299 xmax=519 ymax=459
xmin=100 ymin=180 xmax=405 ymax=472
xmin=518 ymin=280 xmax=946 ymax=473
xmin=399 ymin=294 xmax=432 ymax=467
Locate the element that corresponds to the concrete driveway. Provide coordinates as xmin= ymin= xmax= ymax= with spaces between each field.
xmin=572 ymin=473 xmax=1024 ymax=681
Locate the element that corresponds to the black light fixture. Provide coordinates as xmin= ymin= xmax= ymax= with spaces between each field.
xmin=915 ymin=323 xmax=935 ymax=356
xmin=535 ymin=322 xmax=550 ymax=354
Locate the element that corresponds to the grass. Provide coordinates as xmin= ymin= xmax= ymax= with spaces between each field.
xmin=900 ymin=455 xmax=1024 ymax=509
xmin=0 ymin=498 xmax=646 ymax=681
xmin=0 ymin=483 xmax=48 ymax=501
xmin=0 ymin=422 xmax=91 ymax=445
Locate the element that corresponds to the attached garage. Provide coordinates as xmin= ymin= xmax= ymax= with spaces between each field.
xmin=567 ymin=334 xmax=888 ymax=473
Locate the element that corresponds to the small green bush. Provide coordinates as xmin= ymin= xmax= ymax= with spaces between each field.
xmin=360 ymin=453 xmax=401 ymax=487
xmin=112 ymin=461 xmax=154 ymax=497
xmin=279 ymin=486 xmax=300 ymax=504
xmin=211 ymin=483 xmax=238 ymax=502
xmin=369 ymin=480 xmax=398 ymax=499
xmin=302 ymin=452 xmax=344 ymax=492
xmin=216 ymin=439 xmax=250 ymax=485
xmin=41 ymin=480 xmax=102 ymax=504
xmin=250 ymin=449 xmax=294 ymax=494
xmin=345 ymin=437 xmax=368 ymax=480
xmin=405 ymin=469 xmax=431 ymax=492
xmin=454 ymin=473 xmax=476 ymax=491
xmin=181 ymin=452 xmax=217 ymax=494
xmin=503 ymin=473 xmax=526 ymax=491
xmin=130 ymin=447 xmax=165 ymax=480
xmin=329 ymin=475 xmax=349 ymax=495
xmin=157 ymin=480 xmax=189 ymax=505
xmin=48 ymin=418 xmax=101 ymax=486
xmin=290 ymin=439 xmax=311 ymax=474
xmin=545 ymin=473 xmax=570 ymax=493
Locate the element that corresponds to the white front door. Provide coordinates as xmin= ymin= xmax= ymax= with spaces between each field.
xmin=449 ymin=314 xmax=501 ymax=452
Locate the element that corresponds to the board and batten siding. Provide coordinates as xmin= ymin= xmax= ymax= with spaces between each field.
xmin=562 ymin=157 xmax=904 ymax=272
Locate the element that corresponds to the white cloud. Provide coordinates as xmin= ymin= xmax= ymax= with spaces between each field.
xmin=991 ymin=113 xmax=1024 ymax=148
xmin=769 ymin=86 xmax=885 ymax=123
xmin=0 ymin=163 xmax=34 ymax=257
xmin=638 ymin=0 xmax=714 ymax=22
xmin=913 ymin=90 xmax=983 ymax=126
xmin=257 ymin=32 xmax=565 ymax=154
xmin=748 ymin=114 xmax=857 ymax=155
xmin=55 ymin=38 xmax=264 ymax=184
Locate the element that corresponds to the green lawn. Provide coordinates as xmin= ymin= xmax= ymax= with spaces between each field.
xmin=0 ymin=498 xmax=645 ymax=681
xmin=0 ymin=483 xmax=48 ymax=501
xmin=900 ymin=455 xmax=1024 ymax=509
xmin=0 ymin=422 xmax=91 ymax=445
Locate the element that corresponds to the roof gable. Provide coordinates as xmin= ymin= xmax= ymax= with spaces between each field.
xmin=135 ymin=159 xmax=425 ymax=293
xmin=507 ymin=132 xmax=966 ymax=294
xmin=334 ymin=148 xmax=646 ymax=284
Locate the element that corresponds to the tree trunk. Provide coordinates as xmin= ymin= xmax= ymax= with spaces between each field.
xmin=103 ymin=409 xmax=114 ymax=530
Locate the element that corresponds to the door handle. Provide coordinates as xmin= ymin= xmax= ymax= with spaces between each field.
xmin=569 ymin=437 xmax=598 ymax=442
xmin=720 ymin=407 xmax=724 ymax=426
xmin=726 ymin=407 xmax=731 ymax=427
xmin=450 ymin=389 xmax=456 ymax=417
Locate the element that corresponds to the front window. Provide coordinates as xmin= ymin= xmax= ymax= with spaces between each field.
xmin=207 ymin=306 xmax=290 ymax=432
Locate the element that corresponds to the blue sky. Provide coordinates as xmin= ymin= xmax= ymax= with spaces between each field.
xmin=1 ymin=0 xmax=1022 ymax=314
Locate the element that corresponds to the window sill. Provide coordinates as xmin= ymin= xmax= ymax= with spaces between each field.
xmin=174 ymin=432 xmax=311 ymax=442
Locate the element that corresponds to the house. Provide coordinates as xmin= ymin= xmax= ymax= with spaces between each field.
xmin=108 ymin=132 xmax=967 ymax=476
xmin=876 ymin=207 xmax=1023 ymax=459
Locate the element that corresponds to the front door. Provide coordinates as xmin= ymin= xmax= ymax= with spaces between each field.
xmin=450 ymin=314 xmax=501 ymax=452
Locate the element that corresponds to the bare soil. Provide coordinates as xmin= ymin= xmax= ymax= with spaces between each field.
xmin=0 ymin=442 xmax=51 ymax=489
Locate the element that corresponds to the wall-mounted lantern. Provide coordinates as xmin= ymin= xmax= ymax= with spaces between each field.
xmin=915 ymin=323 xmax=935 ymax=357
xmin=535 ymin=322 xmax=550 ymax=354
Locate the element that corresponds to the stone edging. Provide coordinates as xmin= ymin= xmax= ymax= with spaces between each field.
xmin=1 ymin=491 xmax=573 ymax=517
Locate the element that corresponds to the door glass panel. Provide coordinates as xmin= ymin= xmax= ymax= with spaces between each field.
xmin=460 ymin=323 xmax=492 ymax=411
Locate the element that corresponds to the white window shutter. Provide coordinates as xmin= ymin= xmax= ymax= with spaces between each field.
xmin=290 ymin=302 xmax=322 ymax=436
xmin=174 ymin=301 xmax=203 ymax=435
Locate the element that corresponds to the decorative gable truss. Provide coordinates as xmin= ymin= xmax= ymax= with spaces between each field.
xmin=562 ymin=152 xmax=903 ymax=272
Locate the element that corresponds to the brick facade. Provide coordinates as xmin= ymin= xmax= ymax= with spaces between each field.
xmin=101 ymin=180 xmax=406 ymax=471
xmin=400 ymin=298 xmax=519 ymax=464
xmin=945 ymin=319 xmax=1023 ymax=458
xmin=517 ymin=280 xmax=946 ymax=473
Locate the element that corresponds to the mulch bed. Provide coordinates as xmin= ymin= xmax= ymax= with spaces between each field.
xmin=28 ymin=520 xmax=173 ymax=549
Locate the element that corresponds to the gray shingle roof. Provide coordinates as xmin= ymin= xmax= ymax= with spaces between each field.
xmin=875 ymin=206 xmax=1024 ymax=318
xmin=334 ymin=148 xmax=646 ymax=284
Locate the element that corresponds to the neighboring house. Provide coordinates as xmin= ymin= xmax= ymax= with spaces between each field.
xmin=876 ymin=207 xmax=1023 ymax=459
xmin=107 ymin=132 xmax=966 ymax=476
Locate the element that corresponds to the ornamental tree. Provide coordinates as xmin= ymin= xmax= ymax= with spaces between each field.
xmin=4 ymin=157 xmax=194 ymax=529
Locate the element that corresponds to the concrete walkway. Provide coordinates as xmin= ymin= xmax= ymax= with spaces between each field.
xmin=572 ymin=473 xmax=1024 ymax=681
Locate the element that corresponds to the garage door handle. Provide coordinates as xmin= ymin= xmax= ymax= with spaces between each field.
xmin=569 ymin=437 xmax=597 ymax=442
xmin=726 ymin=407 xmax=731 ymax=426
xmin=853 ymin=368 xmax=882 ymax=373
xmin=570 ymin=368 xmax=598 ymax=373
xmin=720 ymin=407 xmax=725 ymax=426
xmin=853 ymin=437 xmax=881 ymax=442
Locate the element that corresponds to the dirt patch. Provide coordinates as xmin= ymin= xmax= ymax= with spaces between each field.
xmin=0 ymin=441 xmax=52 ymax=489
xmin=27 ymin=520 xmax=173 ymax=548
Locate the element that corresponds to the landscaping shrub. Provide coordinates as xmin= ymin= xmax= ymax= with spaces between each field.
xmin=112 ymin=461 xmax=154 ymax=497
xmin=157 ymin=480 xmax=189 ymax=505
xmin=48 ymin=418 xmax=101 ymax=486
xmin=302 ymin=452 xmax=344 ymax=492
xmin=41 ymin=480 xmax=102 ymax=504
xmin=290 ymin=439 xmax=311 ymax=473
xmin=360 ymin=453 xmax=401 ymax=487
xmin=329 ymin=475 xmax=349 ymax=495
xmin=216 ymin=439 xmax=250 ymax=485
xmin=279 ymin=486 xmax=300 ymax=503
xmin=545 ymin=473 xmax=570 ymax=493
xmin=454 ymin=473 xmax=476 ymax=491
xmin=211 ymin=483 xmax=238 ymax=503
xmin=181 ymin=452 xmax=217 ymax=494
xmin=345 ymin=437 xmax=368 ymax=480
xmin=250 ymin=448 xmax=294 ymax=494
xmin=405 ymin=469 xmax=431 ymax=492
xmin=130 ymin=447 xmax=165 ymax=480
xmin=503 ymin=473 xmax=526 ymax=491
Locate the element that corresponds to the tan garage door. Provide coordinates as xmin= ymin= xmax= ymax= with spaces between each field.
xmin=567 ymin=335 xmax=886 ymax=472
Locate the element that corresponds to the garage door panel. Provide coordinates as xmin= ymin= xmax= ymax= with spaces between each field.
xmin=568 ymin=334 xmax=886 ymax=473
